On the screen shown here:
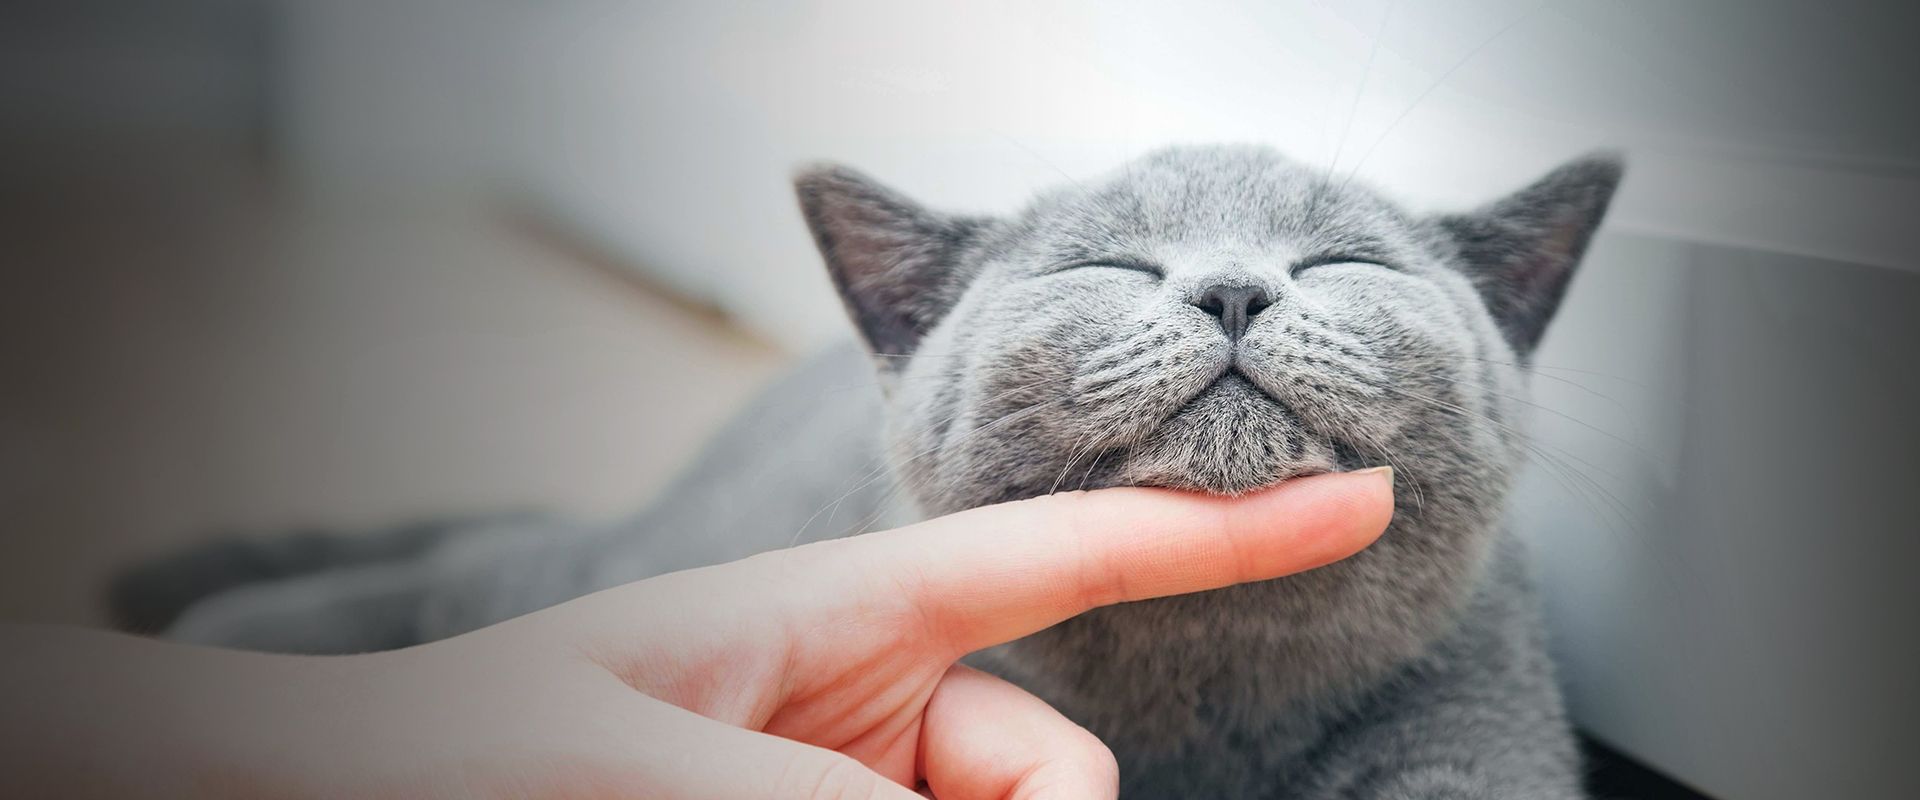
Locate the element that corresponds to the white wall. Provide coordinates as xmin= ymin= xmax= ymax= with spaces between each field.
xmin=277 ymin=0 xmax=1920 ymax=346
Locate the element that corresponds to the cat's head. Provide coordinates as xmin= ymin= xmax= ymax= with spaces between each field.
xmin=796 ymin=145 xmax=1619 ymax=523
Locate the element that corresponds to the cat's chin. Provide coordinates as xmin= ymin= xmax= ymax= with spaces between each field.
xmin=1117 ymin=373 xmax=1338 ymax=495
xmin=1117 ymin=468 xmax=1332 ymax=497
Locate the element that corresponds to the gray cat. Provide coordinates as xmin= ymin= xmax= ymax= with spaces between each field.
xmin=117 ymin=144 xmax=1621 ymax=798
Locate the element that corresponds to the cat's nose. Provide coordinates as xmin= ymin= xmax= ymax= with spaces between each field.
xmin=1191 ymin=284 xmax=1272 ymax=342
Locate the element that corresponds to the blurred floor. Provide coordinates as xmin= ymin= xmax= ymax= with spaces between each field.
xmin=0 ymin=153 xmax=791 ymax=627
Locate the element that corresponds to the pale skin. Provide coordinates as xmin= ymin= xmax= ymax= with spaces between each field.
xmin=1 ymin=468 xmax=1393 ymax=799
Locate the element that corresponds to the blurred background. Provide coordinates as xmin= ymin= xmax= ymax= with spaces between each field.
xmin=3 ymin=2 xmax=1915 ymax=798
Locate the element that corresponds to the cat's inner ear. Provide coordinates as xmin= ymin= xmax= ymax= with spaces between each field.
xmin=1436 ymin=154 xmax=1623 ymax=356
xmin=794 ymin=165 xmax=984 ymax=359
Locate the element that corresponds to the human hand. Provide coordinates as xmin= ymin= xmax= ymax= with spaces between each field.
xmin=4 ymin=469 xmax=1392 ymax=799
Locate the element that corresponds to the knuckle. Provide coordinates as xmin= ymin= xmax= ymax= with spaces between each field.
xmin=1036 ymin=492 xmax=1125 ymax=611
xmin=1215 ymin=502 xmax=1260 ymax=585
xmin=1039 ymin=486 xmax=1096 ymax=531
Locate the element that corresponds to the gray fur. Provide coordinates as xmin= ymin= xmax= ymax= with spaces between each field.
xmin=142 ymin=145 xmax=1620 ymax=798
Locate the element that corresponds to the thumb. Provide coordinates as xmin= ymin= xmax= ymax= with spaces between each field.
xmin=921 ymin=664 xmax=1117 ymax=800
xmin=631 ymin=697 xmax=924 ymax=800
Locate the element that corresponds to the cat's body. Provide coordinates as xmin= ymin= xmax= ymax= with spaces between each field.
xmin=125 ymin=145 xmax=1620 ymax=798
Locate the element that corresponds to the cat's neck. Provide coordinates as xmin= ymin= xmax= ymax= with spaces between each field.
xmin=970 ymin=512 xmax=1500 ymax=756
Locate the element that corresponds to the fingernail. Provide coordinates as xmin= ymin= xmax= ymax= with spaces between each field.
xmin=1353 ymin=465 xmax=1394 ymax=485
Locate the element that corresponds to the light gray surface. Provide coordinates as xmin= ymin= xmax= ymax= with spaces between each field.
xmin=1519 ymin=231 xmax=1919 ymax=799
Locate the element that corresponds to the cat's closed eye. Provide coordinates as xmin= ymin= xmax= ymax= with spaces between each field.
xmin=1052 ymin=259 xmax=1164 ymax=279
xmin=1289 ymin=255 xmax=1392 ymax=277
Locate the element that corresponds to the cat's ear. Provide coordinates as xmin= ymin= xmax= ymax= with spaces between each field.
xmin=794 ymin=164 xmax=986 ymax=358
xmin=1436 ymin=153 xmax=1623 ymax=356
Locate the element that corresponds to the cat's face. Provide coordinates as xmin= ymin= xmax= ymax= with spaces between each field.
xmin=798 ymin=146 xmax=1619 ymax=522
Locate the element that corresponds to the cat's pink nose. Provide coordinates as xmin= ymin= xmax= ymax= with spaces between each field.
xmin=1192 ymin=284 xmax=1271 ymax=342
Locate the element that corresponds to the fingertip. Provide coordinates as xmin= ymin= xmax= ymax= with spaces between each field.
xmin=1339 ymin=466 xmax=1399 ymax=544
xmin=1233 ymin=467 xmax=1397 ymax=571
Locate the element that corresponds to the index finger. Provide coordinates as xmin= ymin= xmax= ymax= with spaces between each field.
xmin=840 ymin=467 xmax=1394 ymax=657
